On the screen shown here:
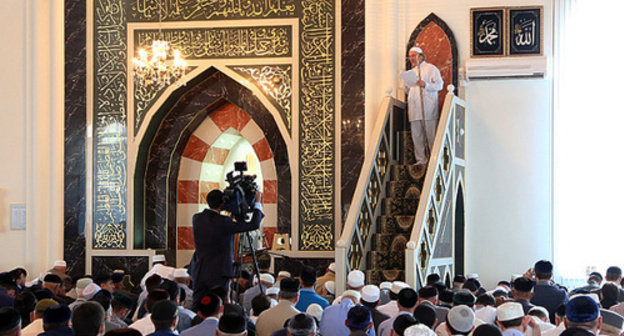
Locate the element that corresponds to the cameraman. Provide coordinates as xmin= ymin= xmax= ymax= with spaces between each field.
xmin=189 ymin=188 xmax=264 ymax=307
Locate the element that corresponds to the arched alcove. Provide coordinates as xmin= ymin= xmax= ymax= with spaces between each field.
xmin=133 ymin=67 xmax=291 ymax=265
xmin=406 ymin=13 xmax=459 ymax=109
xmin=454 ymin=183 xmax=465 ymax=275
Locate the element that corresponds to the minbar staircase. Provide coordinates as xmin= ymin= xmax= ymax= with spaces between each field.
xmin=336 ymin=86 xmax=467 ymax=293
xmin=366 ymin=133 xmax=424 ymax=284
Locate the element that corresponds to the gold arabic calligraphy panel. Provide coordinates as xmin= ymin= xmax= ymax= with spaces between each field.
xmin=298 ymin=0 xmax=335 ymax=251
xmin=93 ymin=0 xmax=127 ymax=249
xmin=229 ymin=65 xmax=292 ymax=133
xmin=127 ymin=0 xmax=297 ymax=22
xmin=134 ymin=26 xmax=292 ymax=59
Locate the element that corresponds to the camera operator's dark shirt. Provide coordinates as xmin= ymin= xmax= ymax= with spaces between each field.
xmin=189 ymin=205 xmax=263 ymax=300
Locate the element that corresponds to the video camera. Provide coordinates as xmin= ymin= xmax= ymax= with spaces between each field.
xmin=223 ymin=161 xmax=258 ymax=222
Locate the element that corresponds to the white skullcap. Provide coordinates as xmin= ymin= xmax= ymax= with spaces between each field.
xmin=75 ymin=278 xmax=93 ymax=297
xmin=447 ymin=305 xmax=476 ymax=333
xmin=347 ymin=270 xmax=365 ymax=288
xmin=391 ymin=281 xmax=410 ymax=294
xmin=528 ymin=306 xmax=550 ymax=318
xmin=113 ymin=269 xmax=124 ymax=274
xmin=270 ymin=298 xmax=278 ymax=307
xmin=266 ymin=287 xmax=280 ymax=296
xmin=306 ymin=303 xmax=324 ymax=322
xmin=496 ymin=302 xmax=524 ymax=322
xmin=173 ymin=268 xmax=189 ymax=278
xmin=328 ymin=263 xmax=336 ymax=272
xmin=83 ymin=283 xmax=101 ymax=300
xmin=467 ymin=273 xmax=479 ymax=279
xmin=342 ymin=290 xmax=361 ymax=303
xmin=76 ymin=278 xmax=93 ymax=289
xmin=404 ymin=324 xmax=437 ymax=336
xmin=53 ymin=260 xmax=66 ymax=267
xmin=278 ymin=271 xmax=291 ymax=278
xmin=379 ymin=281 xmax=392 ymax=290
xmin=260 ymin=273 xmax=275 ymax=285
xmin=361 ymin=285 xmax=380 ymax=303
xmin=476 ymin=306 xmax=497 ymax=324
xmin=153 ymin=255 xmax=166 ymax=263
xmin=324 ymin=281 xmax=335 ymax=295
xmin=409 ymin=46 xmax=423 ymax=54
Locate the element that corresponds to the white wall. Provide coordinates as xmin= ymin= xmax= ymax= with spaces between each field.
xmin=366 ymin=0 xmax=554 ymax=288
xmin=0 ymin=0 xmax=64 ymax=277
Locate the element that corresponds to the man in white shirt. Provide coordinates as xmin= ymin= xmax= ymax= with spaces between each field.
xmin=401 ymin=46 xmax=444 ymax=165
xmin=129 ymin=289 xmax=170 ymax=335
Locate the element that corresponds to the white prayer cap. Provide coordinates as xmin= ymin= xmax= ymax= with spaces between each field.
xmin=76 ymin=278 xmax=93 ymax=289
xmin=270 ymin=298 xmax=278 ymax=307
xmin=75 ymin=278 xmax=93 ymax=297
xmin=361 ymin=285 xmax=380 ymax=303
xmin=266 ymin=287 xmax=280 ymax=296
xmin=306 ymin=303 xmax=324 ymax=322
xmin=447 ymin=305 xmax=476 ymax=333
xmin=405 ymin=324 xmax=437 ymax=336
xmin=153 ymin=255 xmax=166 ymax=263
xmin=83 ymin=283 xmax=101 ymax=300
xmin=467 ymin=273 xmax=479 ymax=279
xmin=328 ymin=263 xmax=336 ymax=272
xmin=324 ymin=281 xmax=335 ymax=295
xmin=391 ymin=281 xmax=410 ymax=294
xmin=113 ymin=269 xmax=124 ymax=274
xmin=278 ymin=271 xmax=291 ymax=278
xmin=173 ymin=268 xmax=189 ymax=278
xmin=528 ymin=306 xmax=550 ymax=319
xmin=496 ymin=302 xmax=524 ymax=322
xmin=409 ymin=46 xmax=423 ymax=54
xmin=343 ymin=290 xmax=361 ymax=303
xmin=53 ymin=260 xmax=66 ymax=267
xmin=260 ymin=273 xmax=275 ymax=285
xmin=347 ymin=270 xmax=365 ymax=288
xmin=379 ymin=281 xmax=392 ymax=290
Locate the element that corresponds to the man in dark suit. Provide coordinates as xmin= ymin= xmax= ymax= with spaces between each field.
xmin=190 ymin=189 xmax=264 ymax=307
xmin=529 ymin=260 xmax=568 ymax=324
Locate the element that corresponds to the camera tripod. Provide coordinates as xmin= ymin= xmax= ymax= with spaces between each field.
xmin=232 ymin=228 xmax=264 ymax=303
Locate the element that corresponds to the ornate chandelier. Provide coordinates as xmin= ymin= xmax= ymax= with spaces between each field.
xmin=132 ymin=1 xmax=187 ymax=89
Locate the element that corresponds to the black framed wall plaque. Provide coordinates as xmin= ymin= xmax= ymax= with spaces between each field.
xmin=471 ymin=7 xmax=505 ymax=57
xmin=508 ymin=6 xmax=543 ymax=56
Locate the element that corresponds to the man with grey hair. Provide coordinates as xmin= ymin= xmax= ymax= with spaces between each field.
xmin=288 ymin=313 xmax=317 ymax=336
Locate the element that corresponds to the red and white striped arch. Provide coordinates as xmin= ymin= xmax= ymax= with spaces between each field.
xmin=176 ymin=102 xmax=278 ymax=265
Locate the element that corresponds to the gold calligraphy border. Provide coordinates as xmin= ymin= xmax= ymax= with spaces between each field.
xmin=93 ymin=0 xmax=128 ymax=249
xmin=127 ymin=0 xmax=297 ymax=22
xmin=298 ymin=0 xmax=336 ymax=251
xmin=134 ymin=26 xmax=293 ymax=59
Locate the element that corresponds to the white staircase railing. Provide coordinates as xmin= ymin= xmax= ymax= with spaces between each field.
xmin=335 ymin=94 xmax=405 ymax=295
xmin=405 ymin=85 xmax=466 ymax=288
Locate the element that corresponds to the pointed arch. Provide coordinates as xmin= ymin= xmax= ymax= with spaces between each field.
xmin=406 ymin=13 xmax=459 ymax=101
xmin=134 ymin=68 xmax=291 ymax=265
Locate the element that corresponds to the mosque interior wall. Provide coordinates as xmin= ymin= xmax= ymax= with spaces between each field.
xmin=0 ymin=0 xmax=554 ymax=289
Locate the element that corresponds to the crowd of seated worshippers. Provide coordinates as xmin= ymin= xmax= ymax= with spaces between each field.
xmin=2 ymin=257 xmax=624 ymax=336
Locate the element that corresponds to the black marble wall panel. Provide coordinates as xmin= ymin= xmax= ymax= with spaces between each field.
xmin=91 ymin=256 xmax=150 ymax=287
xmin=138 ymin=68 xmax=291 ymax=266
xmin=64 ymin=0 xmax=87 ymax=277
xmin=341 ymin=0 xmax=365 ymax=223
